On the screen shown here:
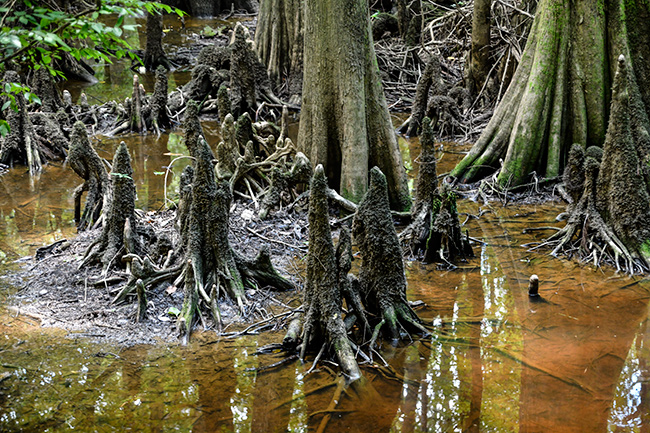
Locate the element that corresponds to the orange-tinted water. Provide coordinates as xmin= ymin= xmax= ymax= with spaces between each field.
xmin=0 ymin=44 xmax=648 ymax=432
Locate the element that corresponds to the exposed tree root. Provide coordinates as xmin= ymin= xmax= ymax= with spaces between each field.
xmin=143 ymin=12 xmax=170 ymax=72
xmin=175 ymin=101 xmax=294 ymax=342
xmin=68 ymin=121 xmax=110 ymax=231
xmin=111 ymin=254 xmax=183 ymax=305
xmin=291 ymin=166 xmax=429 ymax=381
xmin=353 ymin=167 xmax=430 ymax=340
xmin=299 ymin=164 xmax=362 ymax=382
xmin=400 ymin=118 xmax=473 ymax=264
xmin=532 ymin=56 xmax=650 ymax=274
xmin=81 ymin=142 xmax=142 ymax=272
xmin=0 ymin=71 xmax=43 ymax=176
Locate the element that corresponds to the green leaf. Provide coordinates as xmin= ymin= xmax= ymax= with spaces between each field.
xmin=0 ymin=34 xmax=22 ymax=50
xmin=2 ymin=101 xmax=11 ymax=111
xmin=111 ymin=172 xmax=133 ymax=180
xmin=167 ymin=307 xmax=181 ymax=317
xmin=0 ymin=120 xmax=9 ymax=137
xmin=28 ymin=94 xmax=41 ymax=105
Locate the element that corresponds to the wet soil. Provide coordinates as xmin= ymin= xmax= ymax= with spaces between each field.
xmin=5 ymin=201 xmax=307 ymax=346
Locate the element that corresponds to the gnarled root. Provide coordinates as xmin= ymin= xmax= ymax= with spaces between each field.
xmin=298 ymin=165 xmax=362 ymax=382
xmin=68 ymin=121 xmax=110 ymax=231
xmin=353 ymin=167 xmax=429 ymax=342
xmin=80 ymin=142 xmax=139 ymax=271
xmin=111 ymin=254 xmax=183 ymax=305
xmin=175 ymin=103 xmax=293 ymax=341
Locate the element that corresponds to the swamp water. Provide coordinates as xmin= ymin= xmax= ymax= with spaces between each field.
xmin=1 ymin=132 xmax=648 ymax=432
xmin=1 ymin=17 xmax=649 ymax=433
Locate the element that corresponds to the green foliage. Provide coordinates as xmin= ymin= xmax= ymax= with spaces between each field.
xmin=2 ymin=81 xmax=41 ymax=111
xmin=0 ymin=0 xmax=184 ymax=75
xmin=201 ymin=24 xmax=225 ymax=37
xmin=0 ymin=81 xmax=42 ymax=137
xmin=111 ymin=172 xmax=133 ymax=180
xmin=0 ymin=0 xmax=185 ymax=137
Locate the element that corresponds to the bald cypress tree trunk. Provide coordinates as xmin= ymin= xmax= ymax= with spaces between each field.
xmin=297 ymin=0 xmax=411 ymax=210
xmin=467 ymin=0 xmax=491 ymax=96
xmin=143 ymin=12 xmax=169 ymax=72
xmin=452 ymin=0 xmax=650 ymax=188
xmin=254 ymin=0 xmax=303 ymax=89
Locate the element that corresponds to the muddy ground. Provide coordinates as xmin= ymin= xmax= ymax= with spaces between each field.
xmin=3 ymin=200 xmax=312 ymax=345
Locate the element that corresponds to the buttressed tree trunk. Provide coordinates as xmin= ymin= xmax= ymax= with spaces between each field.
xmin=451 ymin=0 xmax=650 ymax=187
xmin=297 ymin=0 xmax=411 ymax=210
xmin=254 ymin=0 xmax=303 ymax=89
xmin=467 ymin=0 xmax=491 ymax=96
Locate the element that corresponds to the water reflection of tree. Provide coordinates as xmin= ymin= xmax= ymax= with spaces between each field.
xmin=251 ymin=353 xmax=297 ymax=431
xmin=384 ymin=269 xmax=486 ymax=431
xmin=0 ymin=164 xmax=76 ymax=257
xmin=516 ymin=276 xmax=648 ymax=432
xmin=188 ymin=341 xmax=237 ymax=431
xmin=609 ymin=307 xmax=650 ymax=432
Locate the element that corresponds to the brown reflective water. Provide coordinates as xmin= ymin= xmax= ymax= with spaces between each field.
xmin=0 ymin=122 xmax=223 ymax=262
xmin=2 ymin=197 xmax=648 ymax=432
xmin=64 ymin=15 xmax=243 ymax=103
xmin=2 ymin=69 xmax=650 ymax=433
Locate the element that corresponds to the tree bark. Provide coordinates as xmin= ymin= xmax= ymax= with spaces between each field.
xmin=230 ymin=23 xmax=258 ymax=117
xmin=143 ymin=12 xmax=169 ymax=72
xmin=396 ymin=0 xmax=421 ymax=47
xmin=254 ymin=0 xmax=303 ymax=90
xmin=0 ymin=71 xmax=42 ymax=176
xmin=352 ymin=167 xmax=428 ymax=341
xmin=81 ymin=142 xmax=139 ymax=271
xmin=467 ymin=0 xmax=491 ymax=96
xmin=297 ymin=0 xmax=411 ymax=210
xmin=451 ymin=0 xmax=650 ymax=187
xmin=299 ymin=164 xmax=362 ymax=381
xmin=537 ymin=56 xmax=650 ymax=274
xmin=68 ymin=121 xmax=110 ymax=231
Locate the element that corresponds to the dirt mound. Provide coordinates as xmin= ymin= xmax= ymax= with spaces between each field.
xmin=7 ymin=202 xmax=308 ymax=346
